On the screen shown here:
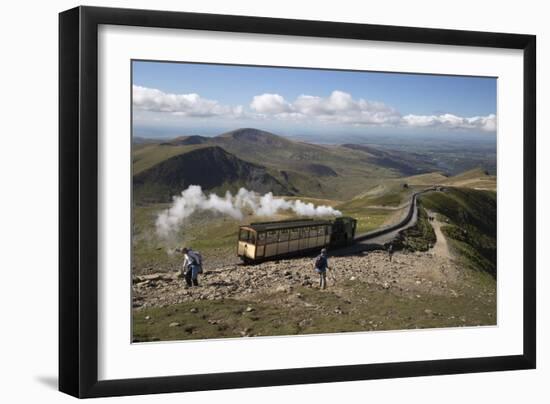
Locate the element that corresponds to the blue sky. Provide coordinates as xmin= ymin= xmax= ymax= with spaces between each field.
xmin=132 ymin=60 xmax=497 ymax=139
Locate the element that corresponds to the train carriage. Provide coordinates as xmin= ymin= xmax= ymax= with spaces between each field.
xmin=237 ymin=217 xmax=357 ymax=263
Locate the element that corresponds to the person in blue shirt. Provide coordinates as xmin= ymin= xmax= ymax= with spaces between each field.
xmin=314 ymin=248 xmax=330 ymax=290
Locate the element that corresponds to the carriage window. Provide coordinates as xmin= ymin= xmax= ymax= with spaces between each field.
xmin=318 ymin=226 xmax=325 ymax=236
xmin=290 ymin=228 xmax=300 ymax=240
xmin=279 ymin=229 xmax=289 ymax=242
xmin=266 ymin=230 xmax=278 ymax=244
xmin=309 ymin=226 xmax=318 ymax=237
xmin=257 ymin=232 xmax=266 ymax=245
xmin=326 ymin=225 xmax=332 ymax=235
xmin=301 ymin=227 xmax=309 ymax=238
xmin=239 ymin=229 xmax=250 ymax=242
xmin=249 ymin=232 xmax=256 ymax=245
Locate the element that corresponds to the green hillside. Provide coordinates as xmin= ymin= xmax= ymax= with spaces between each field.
xmin=442 ymin=167 xmax=497 ymax=190
xmin=133 ymin=146 xmax=290 ymax=203
xmin=132 ymin=128 xmax=401 ymax=202
xmin=420 ymin=188 xmax=497 ymax=276
xmin=133 ymin=143 xmax=209 ymax=175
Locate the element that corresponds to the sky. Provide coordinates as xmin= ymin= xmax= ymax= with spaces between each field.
xmin=132 ymin=60 xmax=497 ymax=139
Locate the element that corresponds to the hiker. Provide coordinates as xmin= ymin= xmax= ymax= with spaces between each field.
xmin=314 ymin=248 xmax=330 ymax=290
xmin=388 ymin=242 xmax=394 ymax=262
xmin=180 ymin=247 xmax=203 ymax=287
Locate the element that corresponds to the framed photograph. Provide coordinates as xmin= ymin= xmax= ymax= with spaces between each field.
xmin=59 ymin=6 xmax=536 ymax=398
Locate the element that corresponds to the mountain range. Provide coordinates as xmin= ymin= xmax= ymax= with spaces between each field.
xmin=133 ymin=128 xmax=495 ymax=203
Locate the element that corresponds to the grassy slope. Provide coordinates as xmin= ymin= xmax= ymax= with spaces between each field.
xmin=442 ymin=168 xmax=497 ymax=190
xmin=400 ymin=167 xmax=496 ymax=190
xmin=133 ymin=143 xmax=208 ymax=175
xmin=134 ymin=146 xmax=291 ymax=204
xmin=133 ymin=276 xmax=496 ymax=342
xmin=420 ymin=188 xmax=497 ymax=276
xmin=395 ymin=204 xmax=437 ymax=251
xmin=402 ymin=172 xmax=449 ymax=186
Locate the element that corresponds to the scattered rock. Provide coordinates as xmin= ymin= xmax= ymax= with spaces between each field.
xmin=169 ymin=322 xmax=180 ymax=327
xmin=245 ymin=306 xmax=254 ymax=312
xmin=134 ymin=250 xmax=468 ymax=314
xmin=240 ymin=327 xmax=252 ymax=337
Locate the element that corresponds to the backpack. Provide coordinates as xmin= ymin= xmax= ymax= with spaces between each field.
xmin=314 ymin=255 xmax=325 ymax=269
xmin=188 ymin=250 xmax=203 ymax=273
xmin=187 ymin=251 xmax=198 ymax=265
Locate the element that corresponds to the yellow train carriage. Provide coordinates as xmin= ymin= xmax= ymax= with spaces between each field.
xmin=237 ymin=219 xmax=332 ymax=262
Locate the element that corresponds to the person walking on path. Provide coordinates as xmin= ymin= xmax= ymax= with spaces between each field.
xmin=314 ymin=248 xmax=330 ymax=290
xmin=388 ymin=242 xmax=394 ymax=262
xmin=180 ymin=247 xmax=202 ymax=287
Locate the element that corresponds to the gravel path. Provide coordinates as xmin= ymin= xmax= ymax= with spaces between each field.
xmin=428 ymin=211 xmax=452 ymax=259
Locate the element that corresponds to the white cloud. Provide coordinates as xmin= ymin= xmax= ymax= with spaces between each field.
xmin=249 ymin=90 xmax=496 ymax=132
xmin=250 ymin=93 xmax=292 ymax=114
xmin=133 ymin=85 xmax=496 ymax=133
xmin=250 ymin=90 xmax=402 ymax=126
xmin=403 ymin=113 xmax=496 ymax=132
xmin=132 ymin=85 xmax=243 ymax=118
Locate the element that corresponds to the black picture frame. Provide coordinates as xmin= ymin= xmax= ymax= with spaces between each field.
xmin=59 ymin=6 xmax=536 ymax=398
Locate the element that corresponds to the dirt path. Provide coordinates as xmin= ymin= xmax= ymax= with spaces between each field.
xmin=428 ymin=211 xmax=451 ymax=259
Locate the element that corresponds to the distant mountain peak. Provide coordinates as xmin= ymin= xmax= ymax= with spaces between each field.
xmin=133 ymin=144 xmax=291 ymax=203
xmin=162 ymin=135 xmax=209 ymax=146
xmin=218 ymin=128 xmax=291 ymax=145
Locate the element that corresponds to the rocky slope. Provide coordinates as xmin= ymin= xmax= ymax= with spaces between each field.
xmin=133 ymin=249 xmax=473 ymax=309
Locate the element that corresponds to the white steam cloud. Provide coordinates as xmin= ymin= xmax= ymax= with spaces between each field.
xmin=156 ymin=185 xmax=342 ymax=238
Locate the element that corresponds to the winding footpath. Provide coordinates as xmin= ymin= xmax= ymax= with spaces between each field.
xmin=427 ymin=210 xmax=451 ymax=259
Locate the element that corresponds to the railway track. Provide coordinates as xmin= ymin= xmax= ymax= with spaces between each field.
xmin=333 ymin=188 xmax=436 ymax=256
